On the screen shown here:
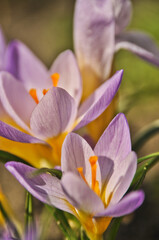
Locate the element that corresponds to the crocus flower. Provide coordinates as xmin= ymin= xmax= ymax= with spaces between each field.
xmin=74 ymin=0 xmax=159 ymax=98
xmin=0 ymin=31 xmax=81 ymax=120
xmin=0 ymin=46 xmax=123 ymax=167
xmin=73 ymin=0 xmax=159 ymax=141
xmin=6 ymin=113 xmax=144 ymax=240
xmin=0 ymin=33 xmax=83 ymax=117
xmin=0 ymin=43 xmax=84 ymax=167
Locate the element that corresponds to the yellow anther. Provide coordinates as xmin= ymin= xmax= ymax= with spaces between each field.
xmin=89 ymin=156 xmax=98 ymax=165
xmin=77 ymin=167 xmax=88 ymax=184
xmin=89 ymin=156 xmax=98 ymax=189
xmin=94 ymin=181 xmax=100 ymax=196
xmin=89 ymin=156 xmax=100 ymax=195
xmin=29 ymin=88 xmax=39 ymax=104
xmin=43 ymin=89 xmax=49 ymax=95
xmin=51 ymin=73 xmax=60 ymax=87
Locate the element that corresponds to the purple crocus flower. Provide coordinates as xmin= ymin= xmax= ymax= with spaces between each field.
xmin=6 ymin=113 xmax=144 ymax=240
xmin=74 ymin=0 xmax=159 ymax=98
xmin=0 ymin=30 xmax=82 ymax=120
xmin=0 ymin=48 xmax=123 ymax=166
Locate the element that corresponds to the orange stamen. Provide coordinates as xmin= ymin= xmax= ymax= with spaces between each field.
xmin=77 ymin=167 xmax=88 ymax=184
xmin=29 ymin=88 xmax=39 ymax=104
xmin=89 ymin=156 xmax=100 ymax=195
xmin=51 ymin=73 xmax=60 ymax=87
xmin=94 ymin=181 xmax=100 ymax=196
xmin=43 ymin=89 xmax=49 ymax=95
xmin=89 ymin=156 xmax=98 ymax=189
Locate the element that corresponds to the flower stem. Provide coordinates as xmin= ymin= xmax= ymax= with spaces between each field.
xmin=46 ymin=205 xmax=77 ymax=240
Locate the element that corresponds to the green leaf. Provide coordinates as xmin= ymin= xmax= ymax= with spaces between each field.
xmin=65 ymin=212 xmax=81 ymax=228
xmin=80 ymin=226 xmax=89 ymax=240
xmin=132 ymin=119 xmax=159 ymax=151
xmin=46 ymin=205 xmax=77 ymax=240
xmin=131 ymin=166 xmax=147 ymax=191
xmin=104 ymin=218 xmax=122 ymax=240
xmin=132 ymin=156 xmax=159 ymax=190
xmin=25 ymin=192 xmax=34 ymax=231
xmin=0 ymin=150 xmax=32 ymax=166
xmin=137 ymin=152 xmax=159 ymax=164
xmin=31 ymin=168 xmax=62 ymax=179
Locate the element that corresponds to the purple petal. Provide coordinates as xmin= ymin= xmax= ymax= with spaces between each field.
xmin=74 ymin=70 xmax=123 ymax=131
xmin=0 ymin=72 xmax=36 ymax=132
xmin=0 ymin=101 xmax=6 ymax=117
xmin=115 ymin=31 xmax=159 ymax=66
xmin=0 ymin=29 xmax=10 ymax=116
xmin=0 ymin=28 xmax=6 ymax=70
xmin=74 ymin=0 xmax=115 ymax=80
xmin=61 ymin=132 xmax=98 ymax=187
xmin=0 ymin=120 xmax=46 ymax=144
xmin=54 ymin=165 xmax=62 ymax=171
xmin=24 ymin=225 xmax=37 ymax=240
xmin=1 ymin=231 xmax=11 ymax=240
xmin=98 ymin=156 xmax=114 ymax=186
xmin=95 ymin=190 xmax=144 ymax=217
xmin=106 ymin=151 xmax=137 ymax=204
xmin=30 ymin=87 xmax=77 ymax=139
xmin=5 ymin=40 xmax=48 ymax=89
xmin=112 ymin=0 xmax=132 ymax=35
xmin=94 ymin=113 xmax=131 ymax=166
xmin=49 ymin=50 xmax=82 ymax=106
xmin=61 ymin=172 xmax=104 ymax=215
xmin=5 ymin=162 xmax=73 ymax=214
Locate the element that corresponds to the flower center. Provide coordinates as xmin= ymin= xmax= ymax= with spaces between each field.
xmin=74 ymin=210 xmax=112 ymax=240
xmin=29 ymin=73 xmax=60 ymax=103
xmin=77 ymin=156 xmax=100 ymax=196
xmin=76 ymin=157 xmax=113 ymax=238
xmin=89 ymin=156 xmax=99 ymax=193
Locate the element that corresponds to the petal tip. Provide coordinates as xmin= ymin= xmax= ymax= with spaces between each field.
xmin=137 ymin=190 xmax=145 ymax=204
xmin=116 ymin=69 xmax=124 ymax=81
xmin=112 ymin=112 xmax=128 ymax=126
xmin=5 ymin=161 xmax=17 ymax=174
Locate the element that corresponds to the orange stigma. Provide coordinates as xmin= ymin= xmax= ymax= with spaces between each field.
xmin=51 ymin=73 xmax=60 ymax=87
xmin=77 ymin=167 xmax=87 ymax=184
xmin=43 ymin=89 xmax=49 ymax=95
xmin=89 ymin=156 xmax=100 ymax=195
xmin=29 ymin=88 xmax=39 ymax=104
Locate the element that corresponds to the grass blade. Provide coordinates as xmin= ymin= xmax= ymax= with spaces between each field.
xmin=46 ymin=205 xmax=77 ymax=240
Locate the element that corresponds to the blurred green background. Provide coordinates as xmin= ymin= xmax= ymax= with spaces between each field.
xmin=0 ymin=0 xmax=159 ymax=239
